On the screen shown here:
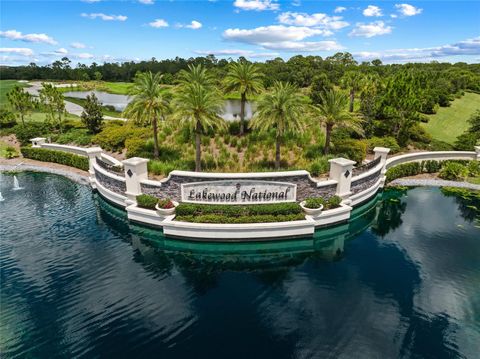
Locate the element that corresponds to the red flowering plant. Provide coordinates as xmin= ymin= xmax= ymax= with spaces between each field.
xmin=157 ymin=198 xmax=175 ymax=209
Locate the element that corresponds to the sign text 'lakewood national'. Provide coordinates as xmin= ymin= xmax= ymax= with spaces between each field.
xmin=181 ymin=180 xmax=297 ymax=204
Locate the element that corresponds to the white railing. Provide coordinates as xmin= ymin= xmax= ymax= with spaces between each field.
xmin=386 ymin=151 xmax=477 ymax=169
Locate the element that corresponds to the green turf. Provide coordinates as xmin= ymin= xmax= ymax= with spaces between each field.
xmin=0 ymin=80 xmax=29 ymax=106
xmin=422 ymin=92 xmax=480 ymax=144
xmin=0 ymin=140 xmax=19 ymax=158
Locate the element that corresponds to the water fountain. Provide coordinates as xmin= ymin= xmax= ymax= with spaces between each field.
xmin=12 ymin=175 xmax=23 ymax=190
xmin=0 ymin=192 xmax=4 ymax=201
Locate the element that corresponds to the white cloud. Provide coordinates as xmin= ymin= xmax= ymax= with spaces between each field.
xmin=149 ymin=19 xmax=169 ymax=28
xmin=194 ymin=49 xmax=279 ymax=58
xmin=0 ymin=29 xmax=57 ymax=45
xmin=186 ymin=20 xmax=203 ymax=30
xmin=70 ymin=42 xmax=86 ymax=49
xmin=277 ymin=12 xmax=349 ymax=30
xmin=349 ymin=21 xmax=392 ymax=38
xmin=81 ymin=13 xmax=127 ymax=21
xmin=354 ymin=37 xmax=480 ymax=62
xmin=41 ymin=48 xmax=70 ymax=57
xmin=291 ymin=0 xmax=301 ymax=7
xmin=395 ymin=3 xmax=422 ymax=16
xmin=334 ymin=6 xmax=346 ymax=14
xmin=233 ymin=0 xmax=279 ymax=11
xmin=224 ymin=25 xmax=332 ymax=44
xmin=390 ymin=14 xmax=398 ymax=18
xmin=56 ymin=48 xmax=68 ymax=54
xmin=74 ymin=53 xmax=95 ymax=59
xmin=363 ymin=5 xmax=383 ymax=17
xmin=260 ymin=40 xmax=343 ymax=51
xmin=0 ymin=47 xmax=34 ymax=56
xmin=138 ymin=0 xmax=154 ymax=4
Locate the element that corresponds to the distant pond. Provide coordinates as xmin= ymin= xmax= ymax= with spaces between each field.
xmin=63 ymin=90 xmax=255 ymax=121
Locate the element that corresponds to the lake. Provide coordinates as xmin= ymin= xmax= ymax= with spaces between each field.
xmin=63 ymin=90 xmax=255 ymax=121
xmin=1 ymin=172 xmax=479 ymax=358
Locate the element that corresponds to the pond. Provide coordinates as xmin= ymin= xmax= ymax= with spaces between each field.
xmin=1 ymin=172 xmax=479 ymax=359
xmin=63 ymin=90 xmax=255 ymax=121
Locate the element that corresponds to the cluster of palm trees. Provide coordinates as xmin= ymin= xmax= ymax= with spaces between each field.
xmin=124 ymin=62 xmax=362 ymax=172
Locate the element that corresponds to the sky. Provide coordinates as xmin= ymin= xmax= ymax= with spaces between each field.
xmin=1 ymin=0 xmax=479 ymax=66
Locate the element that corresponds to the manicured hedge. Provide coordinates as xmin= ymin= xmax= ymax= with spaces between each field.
xmin=21 ymin=147 xmax=89 ymax=171
xmin=136 ymin=194 xmax=158 ymax=209
xmin=175 ymin=202 xmax=304 ymax=223
xmin=303 ymin=195 xmax=342 ymax=210
xmin=385 ymin=160 xmax=477 ymax=183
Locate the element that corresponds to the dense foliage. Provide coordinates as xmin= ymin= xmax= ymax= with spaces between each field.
xmin=21 ymin=147 xmax=89 ymax=171
xmin=136 ymin=194 xmax=159 ymax=209
xmin=81 ymin=93 xmax=104 ymax=134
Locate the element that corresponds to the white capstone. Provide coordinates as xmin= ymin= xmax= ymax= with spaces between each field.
xmin=30 ymin=137 xmax=46 ymax=148
xmin=122 ymin=157 xmax=149 ymax=202
xmin=328 ymin=157 xmax=356 ymax=198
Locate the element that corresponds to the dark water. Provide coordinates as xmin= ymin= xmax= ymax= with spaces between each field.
xmin=1 ymin=172 xmax=479 ymax=359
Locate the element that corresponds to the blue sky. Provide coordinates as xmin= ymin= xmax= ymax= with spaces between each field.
xmin=1 ymin=0 xmax=479 ymax=66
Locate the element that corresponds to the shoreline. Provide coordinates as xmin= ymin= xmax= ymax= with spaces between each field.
xmin=0 ymin=158 xmax=90 ymax=185
xmin=389 ymin=178 xmax=480 ymax=190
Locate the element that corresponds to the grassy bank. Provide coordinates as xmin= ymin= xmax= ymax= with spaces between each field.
xmin=0 ymin=80 xmax=29 ymax=106
xmin=422 ymin=92 xmax=480 ymax=144
xmin=64 ymin=97 xmax=124 ymax=118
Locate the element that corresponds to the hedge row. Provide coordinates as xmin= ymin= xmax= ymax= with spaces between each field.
xmin=175 ymin=202 xmax=302 ymax=217
xmin=175 ymin=213 xmax=305 ymax=224
xmin=21 ymin=147 xmax=89 ymax=171
xmin=385 ymin=160 xmax=475 ymax=183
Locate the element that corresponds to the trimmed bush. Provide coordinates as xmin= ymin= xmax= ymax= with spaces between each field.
xmin=325 ymin=195 xmax=342 ymax=209
xmin=304 ymin=197 xmax=325 ymax=209
xmin=422 ymin=160 xmax=442 ymax=173
xmin=136 ymin=194 xmax=158 ymax=210
xmin=439 ymin=162 xmax=468 ymax=181
xmin=467 ymin=160 xmax=480 ymax=177
xmin=386 ymin=162 xmax=422 ymax=183
xmin=367 ymin=137 xmax=400 ymax=154
xmin=12 ymin=123 xmax=48 ymax=145
xmin=93 ymin=123 xmax=149 ymax=152
xmin=333 ymin=139 xmax=367 ymax=164
xmin=175 ymin=213 xmax=305 ymax=224
xmin=21 ymin=147 xmax=89 ymax=171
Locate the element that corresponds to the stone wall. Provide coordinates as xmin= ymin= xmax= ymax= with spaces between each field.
xmin=95 ymin=168 xmax=126 ymax=194
xmin=141 ymin=174 xmax=337 ymax=202
xmin=351 ymin=168 xmax=382 ymax=195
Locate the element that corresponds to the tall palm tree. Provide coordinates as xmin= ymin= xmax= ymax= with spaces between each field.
xmin=173 ymin=81 xmax=225 ymax=172
xmin=250 ymin=81 xmax=306 ymax=170
xmin=124 ymin=71 xmax=170 ymax=159
xmin=224 ymin=61 xmax=264 ymax=135
xmin=313 ymin=89 xmax=364 ymax=155
xmin=341 ymin=70 xmax=365 ymax=112
xmin=177 ymin=64 xmax=215 ymax=88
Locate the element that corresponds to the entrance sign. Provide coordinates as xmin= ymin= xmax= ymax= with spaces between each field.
xmin=181 ymin=180 xmax=297 ymax=204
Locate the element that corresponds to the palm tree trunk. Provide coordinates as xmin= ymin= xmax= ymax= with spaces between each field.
xmin=152 ymin=117 xmax=159 ymax=159
xmin=20 ymin=112 xmax=25 ymax=126
xmin=275 ymin=136 xmax=281 ymax=170
xmin=349 ymin=89 xmax=354 ymax=112
xmin=195 ymin=121 xmax=202 ymax=172
xmin=240 ymin=92 xmax=246 ymax=135
xmin=324 ymin=123 xmax=333 ymax=155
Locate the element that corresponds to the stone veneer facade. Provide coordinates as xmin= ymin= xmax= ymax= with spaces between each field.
xmin=140 ymin=174 xmax=338 ymax=202
xmin=350 ymin=168 xmax=382 ymax=195
xmin=94 ymin=168 xmax=126 ymax=194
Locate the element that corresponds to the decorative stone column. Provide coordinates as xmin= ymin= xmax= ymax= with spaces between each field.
xmin=475 ymin=146 xmax=480 ymax=161
xmin=122 ymin=157 xmax=149 ymax=204
xmin=84 ymin=147 xmax=103 ymax=176
xmin=328 ymin=157 xmax=356 ymax=201
xmin=373 ymin=147 xmax=391 ymax=174
xmin=30 ymin=137 xmax=46 ymax=148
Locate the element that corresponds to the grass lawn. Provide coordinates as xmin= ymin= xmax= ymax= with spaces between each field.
xmin=0 ymin=80 xmax=29 ymax=106
xmin=422 ymin=92 xmax=480 ymax=144
xmin=0 ymin=140 xmax=19 ymax=158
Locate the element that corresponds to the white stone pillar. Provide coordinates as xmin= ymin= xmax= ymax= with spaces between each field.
xmin=30 ymin=137 xmax=46 ymax=148
xmin=373 ymin=147 xmax=391 ymax=174
xmin=122 ymin=157 xmax=149 ymax=204
xmin=84 ymin=147 xmax=103 ymax=176
xmin=475 ymin=146 xmax=480 ymax=161
xmin=328 ymin=157 xmax=356 ymax=200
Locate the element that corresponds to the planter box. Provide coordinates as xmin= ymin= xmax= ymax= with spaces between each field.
xmin=300 ymin=201 xmax=324 ymax=216
xmin=155 ymin=200 xmax=179 ymax=216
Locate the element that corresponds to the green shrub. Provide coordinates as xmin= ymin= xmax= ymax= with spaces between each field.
xmin=305 ymin=144 xmax=324 ymax=160
xmin=21 ymin=147 xmax=89 ymax=171
xmin=467 ymin=160 xmax=480 ymax=177
xmin=422 ymin=160 xmax=442 ymax=173
xmin=136 ymin=194 xmax=158 ymax=209
xmin=157 ymin=198 xmax=174 ymax=209
xmin=454 ymin=132 xmax=479 ymax=151
xmin=176 ymin=202 xmax=302 ymax=217
xmin=53 ymin=128 xmax=93 ymax=146
xmin=304 ymin=197 xmax=325 ymax=209
xmin=386 ymin=162 xmax=422 ymax=182
xmin=125 ymin=137 xmax=148 ymax=158
xmin=93 ymin=123 xmax=149 ymax=151
xmin=12 ymin=123 xmax=49 ymax=145
xmin=367 ymin=136 xmax=400 ymax=154
xmin=325 ymin=195 xmax=342 ymax=209
xmin=175 ymin=213 xmax=305 ymax=224
xmin=0 ymin=109 xmax=17 ymax=129
xmin=439 ymin=162 xmax=468 ymax=181
xmin=333 ymin=139 xmax=367 ymax=164
xmin=4 ymin=146 xmax=19 ymax=159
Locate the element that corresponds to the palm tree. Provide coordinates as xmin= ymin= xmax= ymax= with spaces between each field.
xmin=313 ymin=89 xmax=364 ymax=155
xmin=177 ymin=64 xmax=215 ymax=88
xmin=124 ymin=71 xmax=170 ymax=159
xmin=250 ymin=81 xmax=306 ymax=170
xmin=341 ymin=70 xmax=365 ymax=112
xmin=224 ymin=61 xmax=263 ymax=135
xmin=7 ymin=86 xmax=33 ymax=126
xmin=173 ymin=80 xmax=225 ymax=172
